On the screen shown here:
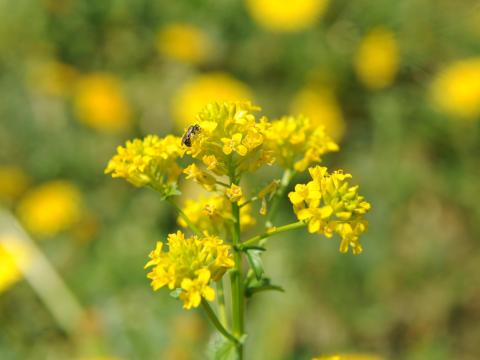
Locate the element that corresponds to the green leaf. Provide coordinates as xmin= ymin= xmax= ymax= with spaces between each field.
xmin=207 ymin=333 xmax=237 ymax=360
xmin=245 ymin=249 xmax=264 ymax=281
xmin=241 ymin=245 xmax=266 ymax=252
xmin=245 ymin=277 xmax=285 ymax=298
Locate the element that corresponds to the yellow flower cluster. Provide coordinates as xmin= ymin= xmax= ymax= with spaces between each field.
xmin=105 ymin=135 xmax=184 ymax=194
xmin=354 ymin=27 xmax=399 ymax=90
xmin=185 ymin=102 xmax=274 ymax=178
xmin=0 ymin=166 xmax=30 ymax=203
xmin=289 ymin=166 xmax=371 ymax=254
xmin=264 ymin=115 xmax=339 ymax=172
xmin=145 ymin=231 xmax=234 ymax=309
xmin=431 ymin=57 xmax=480 ymax=120
xmin=178 ymin=195 xmax=255 ymax=233
xmin=17 ymin=181 xmax=83 ymax=237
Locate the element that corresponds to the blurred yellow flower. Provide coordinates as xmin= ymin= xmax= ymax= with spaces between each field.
xmin=17 ymin=181 xmax=83 ymax=237
xmin=354 ymin=27 xmax=399 ymax=90
xmin=172 ymin=72 xmax=252 ymax=129
xmin=73 ymin=73 xmax=131 ymax=133
xmin=0 ymin=237 xmax=31 ymax=293
xmin=245 ymin=0 xmax=329 ymax=32
xmin=0 ymin=166 xmax=30 ymax=202
xmin=431 ymin=57 xmax=480 ymax=120
xmin=28 ymin=61 xmax=79 ymax=97
xmin=290 ymin=87 xmax=345 ymax=141
xmin=157 ymin=23 xmax=211 ymax=64
xmin=313 ymin=354 xmax=383 ymax=360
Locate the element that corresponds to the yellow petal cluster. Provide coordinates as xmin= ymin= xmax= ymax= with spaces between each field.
xmin=288 ymin=166 xmax=371 ymax=254
xmin=178 ymin=195 xmax=255 ymax=233
xmin=245 ymin=0 xmax=329 ymax=33
xmin=145 ymin=231 xmax=234 ymax=309
xmin=354 ymin=27 xmax=399 ymax=90
xmin=265 ymin=115 xmax=339 ymax=172
xmin=17 ymin=180 xmax=83 ymax=237
xmin=157 ymin=23 xmax=212 ymax=64
xmin=105 ymin=135 xmax=184 ymax=193
xmin=185 ymin=102 xmax=274 ymax=178
xmin=172 ymin=72 xmax=252 ymax=129
xmin=73 ymin=73 xmax=131 ymax=133
xmin=431 ymin=57 xmax=480 ymax=120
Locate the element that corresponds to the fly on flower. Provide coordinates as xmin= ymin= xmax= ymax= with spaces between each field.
xmin=181 ymin=124 xmax=201 ymax=147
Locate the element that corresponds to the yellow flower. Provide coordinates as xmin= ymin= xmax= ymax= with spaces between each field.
xmin=0 ymin=237 xmax=31 ymax=293
xmin=157 ymin=23 xmax=212 ymax=64
xmin=354 ymin=27 xmax=399 ymax=90
xmin=288 ymin=166 xmax=371 ymax=254
xmin=73 ymin=73 xmax=131 ymax=133
xmin=28 ymin=61 xmax=79 ymax=97
xmin=264 ymin=115 xmax=338 ymax=171
xmin=17 ymin=181 xmax=83 ymax=237
xmin=183 ymin=164 xmax=217 ymax=191
xmin=145 ymin=231 xmax=234 ymax=309
xmin=225 ymin=184 xmax=243 ymax=203
xmin=245 ymin=0 xmax=329 ymax=32
xmin=0 ymin=166 xmax=30 ymax=202
xmin=178 ymin=195 xmax=255 ymax=233
xmin=183 ymin=102 xmax=274 ymax=182
xmin=290 ymin=87 xmax=346 ymax=141
xmin=172 ymin=72 xmax=252 ymax=129
xmin=431 ymin=57 xmax=480 ymax=119
xmin=105 ymin=135 xmax=184 ymax=194
xmin=179 ymin=269 xmax=215 ymax=309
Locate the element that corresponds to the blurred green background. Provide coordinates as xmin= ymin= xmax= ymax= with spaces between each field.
xmin=1 ymin=0 xmax=480 ymax=359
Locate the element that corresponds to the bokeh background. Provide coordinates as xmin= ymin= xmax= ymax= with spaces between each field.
xmin=1 ymin=0 xmax=480 ymax=359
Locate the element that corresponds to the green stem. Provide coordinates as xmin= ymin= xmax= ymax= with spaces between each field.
xmin=231 ymin=201 xmax=244 ymax=359
xmin=240 ymin=221 xmax=306 ymax=249
xmin=166 ymin=198 xmax=202 ymax=237
xmin=216 ymin=279 xmax=228 ymax=328
xmin=266 ymin=169 xmax=295 ymax=227
xmin=202 ymin=300 xmax=239 ymax=345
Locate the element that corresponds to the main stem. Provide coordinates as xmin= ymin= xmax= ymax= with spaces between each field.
xmin=231 ymin=200 xmax=244 ymax=359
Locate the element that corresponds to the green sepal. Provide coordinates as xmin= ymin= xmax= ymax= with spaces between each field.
xmin=245 ymin=249 xmax=264 ymax=281
xmin=169 ymin=288 xmax=182 ymax=299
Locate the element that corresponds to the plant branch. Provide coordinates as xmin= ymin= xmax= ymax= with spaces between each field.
xmin=202 ymin=300 xmax=239 ymax=345
xmin=240 ymin=221 xmax=306 ymax=249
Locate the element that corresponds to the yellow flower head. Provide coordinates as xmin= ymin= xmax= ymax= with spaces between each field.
xmin=225 ymin=184 xmax=243 ymax=203
xmin=0 ymin=237 xmax=31 ymax=293
xmin=105 ymin=135 xmax=184 ymax=194
xmin=0 ymin=166 xmax=30 ymax=203
xmin=178 ymin=195 xmax=255 ymax=233
xmin=172 ymin=72 xmax=252 ymax=129
xmin=354 ymin=27 xmax=399 ymax=90
xmin=290 ymin=87 xmax=346 ymax=141
xmin=265 ymin=115 xmax=339 ymax=171
xmin=17 ymin=181 xmax=83 ymax=237
xmin=289 ymin=166 xmax=371 ymax=254
xmin=431 ymin=57 xmax=480 ymax=120
xmin=157 ymin=23 xmax=212 ymax=64
xmin=145 ymin=231 xmax=234 ymax=309
xmin=184 ymin=101 xmax=274 ymax=179
xmin=245 ymin=0 xmax=329 ymax=32
xmin=73 ymin=73 xmax=131 ymax=133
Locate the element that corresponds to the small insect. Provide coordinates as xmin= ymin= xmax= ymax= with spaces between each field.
xmin=181 ymin=124 xmax=201 ymax=147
